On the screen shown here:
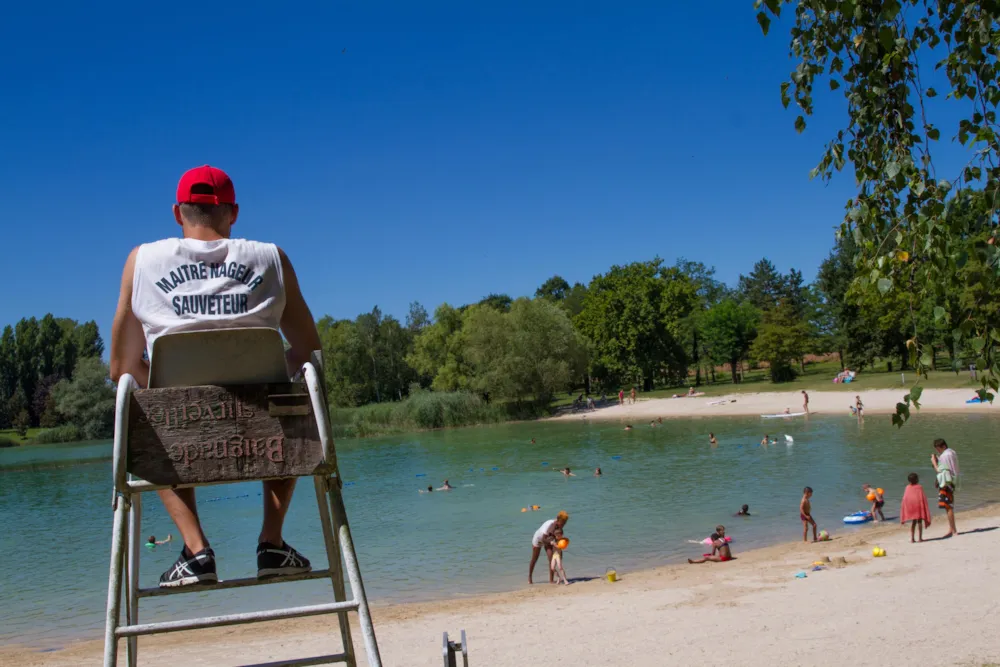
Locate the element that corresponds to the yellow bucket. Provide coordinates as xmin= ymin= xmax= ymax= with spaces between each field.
xmin=605 ymin=567 xmax=617 ymax=583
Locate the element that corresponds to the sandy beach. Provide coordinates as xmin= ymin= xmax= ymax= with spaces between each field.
xmin=6 ymin=504 xmax=998 ymax=667
xmin=550 ymin=388 xmax=997 ymax=424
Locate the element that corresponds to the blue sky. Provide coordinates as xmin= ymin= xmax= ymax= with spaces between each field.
xmin=0 ymin=1 xmax=972 ymax=345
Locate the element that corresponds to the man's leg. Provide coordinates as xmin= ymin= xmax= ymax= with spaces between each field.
xmin=946 ymin=505 xmax=957 ymax=536
xmin=158 ymin=488 xmax=208 ymax=553
xmin=529 ymin=545 xmax=541 ymax=584
xmin=260 ymin=478 xmax=297 ymax=545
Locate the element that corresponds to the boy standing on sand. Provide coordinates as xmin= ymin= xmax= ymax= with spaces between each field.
xmin=802 ymin=390 xmax=809 ymax=414
xmin=800 ymin=487 xmax=818 ymax=542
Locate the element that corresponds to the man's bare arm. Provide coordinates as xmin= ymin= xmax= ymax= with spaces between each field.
xmin=109 ymin=247 xmax=150 ymax=388
xmin=278 ymin=248 xmax=322 ymax=374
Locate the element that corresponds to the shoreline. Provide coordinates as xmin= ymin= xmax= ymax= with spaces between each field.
xmin=548 ymin=387 xmax=997 ymax=423
xmin=8 ymin=503 xmax=999 ymax=666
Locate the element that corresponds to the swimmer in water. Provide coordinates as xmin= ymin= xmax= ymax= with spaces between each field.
xmin=145 ymin=535 xmax=173 ymax=550
xmin=649 ymin=420 xmax=657 ymax=427
xmin=531 ymin=438 xmax=536 ymax=444
xmin=559 ymin=468 xmax=576 ymax=477
xmin=594 ymin=467 xmax=602 ymax=477
xmin=736 ymin=504 xmax=750 ymax=516
xmin=709 ymin=433 xmax=718 ymax=446
xmin=419 ymin=486 xmax=433 ymax=493
xmin=624 ymin=425 xmax=633 ymax=431
xmin=437 ymin=480 xmax=454 ymax=491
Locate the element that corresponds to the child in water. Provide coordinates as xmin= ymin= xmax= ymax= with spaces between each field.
xmin=862 ymin=484 xmax=886 ymax=522
xmin=900 ymin=472 xmax=932 ymax=542
xmin=800 ymin=487 xmax=818 ymax=542
xmin=688 ymin=525 xmax=732 ymax=563
xmin=145 ymin=535 xmax=172 ymax=550
xmin=736 ymin=504 xmax=750 ymax=516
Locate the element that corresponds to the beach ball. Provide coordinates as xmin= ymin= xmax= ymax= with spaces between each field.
xmin=866 ymin=493 xmax=876 ymax=502
xmin=877 ymin=488 xmax=884 ymax=496
xmin=556 ymin=538 xmax=570 ymax=550
xmin=818 ymin=530 xmax=829 ymax=540
xmin=872 ymin=546 xmax=886 ymax=557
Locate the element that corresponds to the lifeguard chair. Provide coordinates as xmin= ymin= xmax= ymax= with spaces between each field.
xmin=103 ymin=328 xmax=382 ymax=666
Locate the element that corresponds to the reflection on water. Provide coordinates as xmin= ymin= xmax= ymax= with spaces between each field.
xmin=2 ymin=413 xmax=998 ymax=647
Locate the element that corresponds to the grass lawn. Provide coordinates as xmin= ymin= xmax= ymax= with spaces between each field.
xmin=0 ymin=427 xmax=51 ymax=445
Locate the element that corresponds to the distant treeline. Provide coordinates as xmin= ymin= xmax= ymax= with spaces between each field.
xmin=319 ymin=197 xmax=994 ymax=414
xmin=0 ymin=315 xmax=113 ymax=444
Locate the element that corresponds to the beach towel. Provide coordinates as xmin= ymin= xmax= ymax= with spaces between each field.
xmin=900 ymin=484 xmax=932 ymax=526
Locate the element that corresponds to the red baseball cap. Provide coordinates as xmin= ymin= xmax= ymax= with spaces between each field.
xmin=176 ymin=165 xmax=236 ymax=205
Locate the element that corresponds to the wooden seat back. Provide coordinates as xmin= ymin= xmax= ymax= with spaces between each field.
xmin=127 ymin=329 xmax=329 ymax=485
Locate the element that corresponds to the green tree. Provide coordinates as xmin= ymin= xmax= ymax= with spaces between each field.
xmin=50 ymin=357 xmax=115 ymax=439
xmin=73 ymin=320 xmax=104 ymax=359
xmin=0 ymin=326 xmax=15 ymax=428
xmin=757 ymin=0 xmax=1000 ymax=423
xmin=408 ymin=304 xmax=470 ymax=392
xmin=535 ymin=276 xmax=571 ymax=301
xmin=675 ymin=259 xmax=727 ymax=386
xmin=14 ymin=317 xmax=41 ymax=424
xmin=700 ymin=299 xmax=760 ymax=384
xmin=477 ymin=293 xmax=513 ymax=313
xmin=464 ymin=299 xmax=586 ymax=403
xmin=738 ymin=258 xmax=784 ymax=312
xmin=405 ymin=302 xmax=430 ymax=333
xmin=751 ymin=303 xmax=810 ymax=383
xmin=575 ymin=259 xmax=696 ymax=390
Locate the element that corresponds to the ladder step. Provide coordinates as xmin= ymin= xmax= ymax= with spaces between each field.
xmin=116 ymin=600 xmax=360 ymax=637
xmin=239 ymin=652 xmax=351 ymax=667
xmin=138 ymin=569 xmax=336 ymax=598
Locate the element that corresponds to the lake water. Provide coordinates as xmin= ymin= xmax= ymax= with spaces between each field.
xmin=2 ymin=413 xmax=998 ymax=648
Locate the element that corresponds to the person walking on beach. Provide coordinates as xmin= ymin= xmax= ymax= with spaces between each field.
xmin=630 ymin=387 xmax=637 ymax=404
xmin=529 ymin=511 xmax=568 ymax=584
xmin=800 ymin=487 xmax=818 ymax=542
xmin=931 ymin=438 xmax=960 ymax=538
xmin=855 ymin=395 xmax=864 ymax=419
xmin=801 ymin=390 xmax=809 ymax=414
xmin=618 ymin=389 xmax=624 ymax=406
xmin=110 ymin=165 xmax=320 ymax=588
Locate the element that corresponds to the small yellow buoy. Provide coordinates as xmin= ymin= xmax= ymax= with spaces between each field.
xmin=606 ymin=567 xmax=618 ymax=583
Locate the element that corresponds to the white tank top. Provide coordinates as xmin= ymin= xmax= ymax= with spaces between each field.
xmin=132 ymin=238 xmax=286 ymax=355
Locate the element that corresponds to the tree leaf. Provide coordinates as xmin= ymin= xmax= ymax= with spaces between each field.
xmin=933 ymin=306 xmax=946 ymax=322
xmin=877 ymin=278 xmax=892 ymax=294
xmin=757 ymin=11 xmax=771 ymax=36
xmin=885 ymin=161 xmax=900 ymax=178
xmin=780 ymin=81 xmax=791 ymax=108
xmin=795 ymin=115 xmax=806 ymax=133
xmin=926 ymin=87 xmax=937 ymax=97
xmin=830 ymin=79 xmax=841 ymax=91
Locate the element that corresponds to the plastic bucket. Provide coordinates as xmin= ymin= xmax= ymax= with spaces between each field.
xmin=605 ymin=567 xmax=617 ymax=583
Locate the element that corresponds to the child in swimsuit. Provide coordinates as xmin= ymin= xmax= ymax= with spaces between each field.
xmin=862 ymin=484 xmax=886 ymax=522
xmin=688 ymin=525 xmax=733 ymax=564
xmin=549 ymin=543 xmax=569 ymax=584
xmin=800 ymin=487 xmax=818 ymax=542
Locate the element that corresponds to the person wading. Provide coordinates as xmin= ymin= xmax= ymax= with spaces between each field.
xmin=110 ymin=165 xmax=322 ymax=588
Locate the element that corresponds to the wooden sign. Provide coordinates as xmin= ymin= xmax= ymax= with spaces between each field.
xmin=127 ymin=383 xmax=330 ymax=485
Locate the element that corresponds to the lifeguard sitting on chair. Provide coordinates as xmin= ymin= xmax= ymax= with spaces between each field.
xmin=109 ymin=165 xmax=322 ymax=588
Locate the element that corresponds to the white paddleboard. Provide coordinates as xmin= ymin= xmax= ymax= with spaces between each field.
xmin=761 ymin=412 xmax=807 ymax=419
